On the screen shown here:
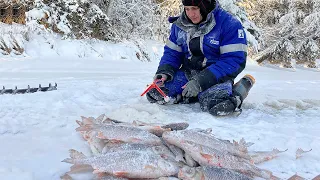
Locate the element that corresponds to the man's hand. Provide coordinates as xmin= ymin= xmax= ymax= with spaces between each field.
xmin=182 ymin=79 xmax=202 ymax=97
xmin=153 ymin=74 xmax=168 ymax=86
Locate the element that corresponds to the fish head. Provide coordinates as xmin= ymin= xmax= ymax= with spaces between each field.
xmin=162 ymin=131 xmax=181 ymax=145
xmin=178 ymin=166 xmax=198 ymax=180
xmin=152 ymin=146 xmax=173 ymax=157
xmin=180 ymin=140 xmax=200 ymax=152
xmin=157 ymin=159 xmax=180 ymax=174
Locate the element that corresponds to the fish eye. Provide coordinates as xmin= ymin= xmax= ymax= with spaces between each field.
xmin=187 ymin=168 xmax=195 ymax=174
xmin=183 ymin=166 xmax=195 ymax=176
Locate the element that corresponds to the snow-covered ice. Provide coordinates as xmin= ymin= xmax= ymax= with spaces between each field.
xmin=0 ymin=39 xmax=319 ymax=179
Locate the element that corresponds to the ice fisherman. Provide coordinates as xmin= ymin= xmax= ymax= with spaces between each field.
xmin=146 ymin=0 xmax=255 ymax=116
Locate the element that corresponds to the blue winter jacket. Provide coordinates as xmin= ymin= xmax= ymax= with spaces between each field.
xmin=156 ymin=1 xmax=247 ymax=91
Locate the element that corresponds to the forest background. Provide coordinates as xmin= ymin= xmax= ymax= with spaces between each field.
xmin=0 ymin=0 xmax=319 ymax=68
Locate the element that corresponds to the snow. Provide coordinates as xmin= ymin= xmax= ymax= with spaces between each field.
xmin=0 ymin=36 xmax=320 ymax=180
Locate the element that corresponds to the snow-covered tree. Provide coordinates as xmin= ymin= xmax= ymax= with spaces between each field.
xmin=250 ymin=0 xmax=319 ymax=68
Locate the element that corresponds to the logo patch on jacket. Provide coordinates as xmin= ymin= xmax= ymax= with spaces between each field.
xmin=238 ymin=29 xmax=244 ymax=38
xmin=209 ymin=39 xmax=219 ymax=45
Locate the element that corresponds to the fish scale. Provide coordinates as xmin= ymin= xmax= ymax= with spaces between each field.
xmin=162 ymin=130 xmax=251 ymax=160
xmin=179 ymin=165 xmax=252 ymax=180
xmin=180 ymin=141 xmax=272 ymax=179
xmin=77 ymin=124 xmax=163 ymax=145
xmin=101 ymin=143 xmax=176 ymax=160
xmin=202 ymin=166 xmax=253 ymax=180
xmin=63 ymin=150 xmax=180 ymax=178
xmin=163 ymin=131 xmax=274 ymax=179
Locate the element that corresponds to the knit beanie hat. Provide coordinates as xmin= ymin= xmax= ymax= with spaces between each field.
xmin=182 ymin=0 xmax=215 ymax=19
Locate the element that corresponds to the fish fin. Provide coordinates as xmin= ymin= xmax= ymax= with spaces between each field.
xmin=69 ymin=164 xmax=93 ymax=173
xmin=80 ymin=116 xmax=87 ymax=121
xmin=144 ymin=165 xmax=156 ymax=169
xmin=153 ymin=125 xmax=162 ymax=129
xmin=296 ymin=148 xmax=312 ymax=159
xmin=200 ymin=153 xmax=213 ymax=160
xmin=95 ymin=114 xmax=105 ymax=123
xmin=96 ymin=172 xmax=108 ymax=178
xmin=135 ymin=120 xmax=148 ymax=126
xmin=239 ymin=137 xmax=254 ymax=147
xmin=93 ymin=169 xmax=104 ymax=174
xmin=96 ymin=132 xmax=107 ymax=139
xmin=132 ymin=120 xmax=137 ymax=126
xmin=236 ymin=138 xmax=253 ymax=153
xmin=61 ymin=149 xmax=87 ymax=164
xmin=114 ymin=171 xmax=129 ymax=177
xmin=81 ymin=116 xmax=94 ymax=125
xmin=75 ymin=120 xmax=83 ymax=126
xmin=130 ymin=137 xmax=142 ymax=142
xmin=312 ymin=174 xmax=320 ymax=180
xmin=205 ymin=128 xmax=212 ymax=134
xmin=245 ymin=142 xmax=255 ymax=147
xmin=109 ymin=139 xmax=124 ymax=143
xmin=260 ymin=169 xmax=274 ymax=179
xmin=62 ymin=158 xmax=73 ymax=164
xmin=101 ymin=117 xmax=113 ymax=124
xmin=270 ymin=174 xmax=281 ymax=180
xmin=69 ymin=149 xmax=87 ymax=159
xmin=200 ymin=174 xmax=205 ymax=180
xmin=75 ymin=124 xmax=94 ymax=132
xmin=60 ymin=173 xmax=73 ymax=180
xmin=233 ymin=140 xmax=239 ymax=146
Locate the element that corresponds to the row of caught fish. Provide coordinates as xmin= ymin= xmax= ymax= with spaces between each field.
xmin=61 ymin=114 xmax=309 ymax=180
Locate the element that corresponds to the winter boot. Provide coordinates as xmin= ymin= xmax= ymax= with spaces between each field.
xmin=232 ymin=74 xmax=255 ymax=109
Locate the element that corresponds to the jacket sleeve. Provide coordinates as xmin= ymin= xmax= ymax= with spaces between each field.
xmin=156 ymin=24 xmax=184 ymax=80
xmin=195 ymin=18 xmax=247 ymax=91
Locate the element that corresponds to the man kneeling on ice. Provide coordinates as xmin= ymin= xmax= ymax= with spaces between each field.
xmin=146 ymin=0 xmax=255 ymax=116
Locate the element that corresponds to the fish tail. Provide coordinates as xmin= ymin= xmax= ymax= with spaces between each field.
xmin=270 ymin=174 xmax=281 ymax=180
xmin=62 ymin=149 xmax=87 ymax=164
xmin=60 ymin=173 xmax=73 ymax=180
xmin=75 ymin=124 xmax=94 ymax=132
xmin=95 ymin=114 xmax=105 ymax=122
xmin=81 ymin=116 xmax=95 ymax=125
xmin=62 ymin=158 xmax=73 ymax=164
xmin=238 ymin=138 xmax=254 ymax=152
xmin=69 ymin=164 xmax=93 ymax=173
xmin=260 ymin=169 xmax=274 ymax=179
xmin=76 ymin=120 xmax=83 ymax=126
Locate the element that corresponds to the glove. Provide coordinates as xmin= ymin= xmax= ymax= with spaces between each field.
xmin=182 ymin=79 xmax=202 ymax=98
xmin=146 ymin=87 xmax=169 ymax=105
xmin=153 ymin=74 xmax=168 ymax=86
